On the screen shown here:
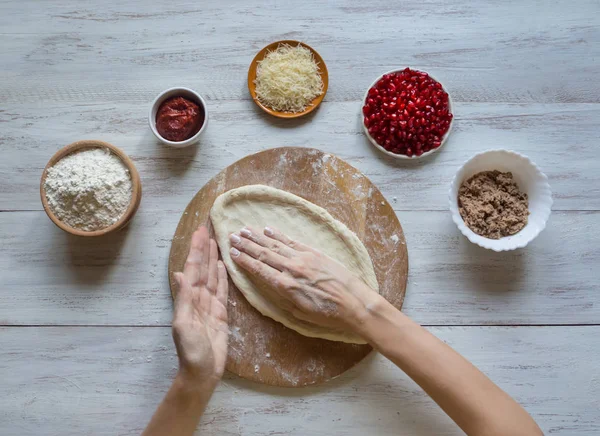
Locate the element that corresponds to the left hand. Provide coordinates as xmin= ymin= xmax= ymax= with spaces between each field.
xmin=172 ymin=225 xmax=229 ymax=385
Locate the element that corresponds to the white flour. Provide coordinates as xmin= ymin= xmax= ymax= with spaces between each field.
xmin=44 ymin=148 xmax=132 ymax=231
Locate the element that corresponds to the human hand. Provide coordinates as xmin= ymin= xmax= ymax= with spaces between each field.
xmin=172 ymin=225 xmax=229 ymax=385
xmin=228 ymin=226 xmax=380 ymax=336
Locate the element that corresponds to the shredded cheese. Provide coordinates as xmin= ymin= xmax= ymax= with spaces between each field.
xmin=254 ymin=44 xmax=324 ymax=113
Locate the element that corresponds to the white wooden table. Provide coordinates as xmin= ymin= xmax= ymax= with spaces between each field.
xmin=1 ymin=1 xmax=599 ymax=434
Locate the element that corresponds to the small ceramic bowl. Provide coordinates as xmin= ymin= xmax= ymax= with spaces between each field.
xmin=248 ymin=40 xmax=329 ymax=119
xmin=362 ymin=68 xmax=453 ymax=160
xmin=449 ymin=150 xmax=552 ymax=251
xmin=149 ymin=87 xmax=208 ymax=147
xmin=40 ymin=140 xmax=142 ymax=237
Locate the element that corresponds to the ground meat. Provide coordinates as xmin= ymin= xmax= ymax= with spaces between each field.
xmin=458 ymin=170 xmax=529 ymax=239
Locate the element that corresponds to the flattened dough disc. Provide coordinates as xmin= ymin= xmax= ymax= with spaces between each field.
xmin=168 ymin=147 xmax=408 ymax=387
xmin=211 ymin=185 xmax=379 ymax=344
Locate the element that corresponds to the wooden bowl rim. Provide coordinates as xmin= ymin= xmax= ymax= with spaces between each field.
xmin=40 ymin=140 xmax=142 ymax=237
xmin=247 ymin=40 xmax=329 ymax=119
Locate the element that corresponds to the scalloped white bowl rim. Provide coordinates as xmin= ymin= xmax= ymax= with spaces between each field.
xmin=449 ymin=149 xmax=553 ymax=251
xmin=361 ymin=68 xmax=454 ymax=160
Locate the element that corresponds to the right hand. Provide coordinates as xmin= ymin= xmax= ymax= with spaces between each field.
xmin=228 ymin=226 xmax=381 ymax=335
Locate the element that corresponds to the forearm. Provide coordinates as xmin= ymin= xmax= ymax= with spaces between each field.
xmin=142 ymin=372 xmax=217 ymax=436
xmin=358 ymin=296 xmax=542 ymax=436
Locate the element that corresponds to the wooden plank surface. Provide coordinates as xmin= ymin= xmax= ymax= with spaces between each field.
xmin=1 ymin=209 xmax=598 ymax=326
xmin=1 ymin=0 xmax=599 ymax=434
xmin=1 ymin=102 xmax=600 ymax=212
xmin=1 ymin=326 xmax=598 ymax=436
xmin=0 ymin=0 xmax=599 ymax=104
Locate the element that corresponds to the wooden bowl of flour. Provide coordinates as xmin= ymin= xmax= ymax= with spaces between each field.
xmin=40 ymin=140 xmax=142 ymax=237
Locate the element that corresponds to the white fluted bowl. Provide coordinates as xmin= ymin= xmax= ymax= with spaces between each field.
xmin=449 ymin=150 xmax=552 ymax=251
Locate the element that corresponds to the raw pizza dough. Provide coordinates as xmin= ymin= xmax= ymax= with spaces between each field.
xmin=210 ymin=184 xmax=379 ymax=344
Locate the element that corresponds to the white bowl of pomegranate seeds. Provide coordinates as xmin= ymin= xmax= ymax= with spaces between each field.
xmin=362 ymin=67 xmax=454 ymax=159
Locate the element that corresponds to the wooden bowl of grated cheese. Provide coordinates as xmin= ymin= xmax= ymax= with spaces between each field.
xmin=248 ymin=40 xmax=328 ymax=118
xmin=40 ymin=140 xmax=142 ymax=237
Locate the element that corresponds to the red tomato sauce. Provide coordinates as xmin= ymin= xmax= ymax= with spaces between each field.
xmin=156 ymin=96 xmax=204 ymax=142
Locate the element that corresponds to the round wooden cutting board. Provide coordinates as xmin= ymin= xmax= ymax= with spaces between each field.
xmin=168 ymin=147 xmax=408 ymax=387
